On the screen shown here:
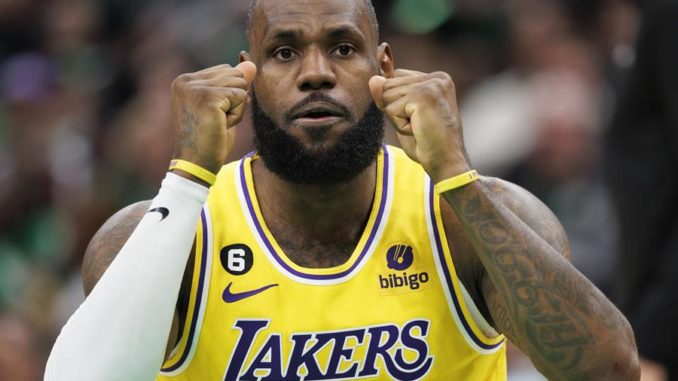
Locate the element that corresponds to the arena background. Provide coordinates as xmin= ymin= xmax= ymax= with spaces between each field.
xmin=0 ymin=0 xmax=648 ymax=379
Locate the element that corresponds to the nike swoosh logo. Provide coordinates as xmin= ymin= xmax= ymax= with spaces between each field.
xmin=147 ymin=207 xmax=169 ymax=221
xmin=222 ymin=282 xmax=278 ymax=303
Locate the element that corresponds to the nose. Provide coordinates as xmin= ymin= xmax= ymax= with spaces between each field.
xmin=296 ymin=46 xmax=336 ymax=91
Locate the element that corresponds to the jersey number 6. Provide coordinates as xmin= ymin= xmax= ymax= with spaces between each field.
xmin=220 ymin=244 xmax=254 ymax=275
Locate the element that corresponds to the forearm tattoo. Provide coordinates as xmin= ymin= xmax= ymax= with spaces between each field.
xmin=442 ymin=180 xmax=628 ymax=376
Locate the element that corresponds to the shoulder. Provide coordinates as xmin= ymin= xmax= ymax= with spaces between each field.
xmin=481 ymin=176 xmax=570 ymax=258
xmin=441 ymin=177 xmax=570 ymax=263
xmin=81 ymin=199 xmax=196 ymax=358
xmin=82 ymin=200 xmax=152 ymax=295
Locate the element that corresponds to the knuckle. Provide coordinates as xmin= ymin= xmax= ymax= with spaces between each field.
xmin=433 ymin=78 xmax=447 ymax=91
xmin=234 ymin=88 xmax=248 ymax=99
xmin=435 ymin=72 xmax=456 ymax=91
xmin=226 ymin=88 xmax=247 ymax=104
xmin=208 ymin=99 xmax=229 ymax=110
xmin=384 ymin=103 xmax=395 ymax=112
xmin=195 ymin=89 xmax=211 ymax=103
xmin=384 ymin=102 xmax=401 ymax=116
xmin=416 ymin=84 xmax=438 ymax=100
xmin=231 ymin=68 xmax=245 ymax=78
xmin=433 ymin=71 xmax=452 ymax=81
xmin=172 ymin=73 xmax=204 ymax=93
xmin=172 ymin=74 xmax=190 ymax=89
xmin=418 ymin=76 xmax=453 ymax=98
xmin=231 ymin=77 xmax=248 ymax=90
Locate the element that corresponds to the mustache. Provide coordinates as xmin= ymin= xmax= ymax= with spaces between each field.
xmin=284 ymin=92 xmax=353 ymax=121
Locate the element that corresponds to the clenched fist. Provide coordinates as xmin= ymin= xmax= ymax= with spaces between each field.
xmin=171 ymin=61 xmax=257 ymax=176
xmin=369 ymin=69 xmax=470 ymax=183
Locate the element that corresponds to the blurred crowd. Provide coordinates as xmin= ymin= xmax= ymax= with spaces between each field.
xmin=0 ymin=0 xmax=645 ymax=379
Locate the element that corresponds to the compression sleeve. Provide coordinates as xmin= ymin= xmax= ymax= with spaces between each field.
xmin=45 ymin=172 xmax=208 ymax=381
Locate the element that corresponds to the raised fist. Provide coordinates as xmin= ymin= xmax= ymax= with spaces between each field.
xmin=171 ymin=61 xmax=256 ymax=175
xmin=369 ymin=69 xmax=469 ymax=183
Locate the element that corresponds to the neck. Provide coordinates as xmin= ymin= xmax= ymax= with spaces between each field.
xmin=251 ymin=159 xmax=377 ymax=243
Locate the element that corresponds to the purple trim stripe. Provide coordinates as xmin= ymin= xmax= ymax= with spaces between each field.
xmin=161 ymin=209 xmax=209 ymax=372
xmin=428 ymin=183 xmax=505 ymax=350
xmin=240 ymin=146 xmax=390 ymax=281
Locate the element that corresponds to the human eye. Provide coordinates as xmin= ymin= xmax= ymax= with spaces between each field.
xmin=332 ymin=44 xmax=356 ymax=57
xmin=273 ymin=47 xmax=297 ymax=61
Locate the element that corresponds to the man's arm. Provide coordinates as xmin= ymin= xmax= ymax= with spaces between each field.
xmin=45 ymin=62 xmax=257 ymax=381
xmin=45 ymin=174 xmax=208 ymax=381
xmin=369 ymin=69 xmax=639 ymax=380
xmin=448 ymin=177 xmax=638 ymax=379
xmin=82 ymin=200 xmax=184 ymax=359
xmin=81 ymin=202 xmax=151 ymax=295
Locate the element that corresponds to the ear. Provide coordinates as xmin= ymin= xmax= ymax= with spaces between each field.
xmin=377 ymin=43 xmax=394 ymax=79
xmin=239 ymin=51 xmax=252 ymax=64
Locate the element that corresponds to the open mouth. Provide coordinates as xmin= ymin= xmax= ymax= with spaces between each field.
xmin=300 ymin=109 xmax=337 ymax=119
xmin=290 ymin=102 xmax=346 ymax=125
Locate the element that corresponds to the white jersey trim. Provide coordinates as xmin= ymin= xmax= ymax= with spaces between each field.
xmin=235 ymin=147 xmax=395 ymax=286
xmin=159 ymin=206 xmax=214 ymax=376
xmin=424 ymin=177 xmax=504 ymax=355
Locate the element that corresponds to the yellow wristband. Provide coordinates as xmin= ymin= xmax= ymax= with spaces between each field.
xmin=434 ymin=170 xmax=479 ymax=194
xmin=168 ymin=159 xmax=217 ymax=186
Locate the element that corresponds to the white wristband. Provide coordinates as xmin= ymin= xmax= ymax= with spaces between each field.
xmin=45 ymin=173 xmax=208 ymax=381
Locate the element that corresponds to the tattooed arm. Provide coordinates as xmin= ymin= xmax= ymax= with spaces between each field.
xmin=369 ymin=69 xmax=639 ymax=380
xmin=441 ymin=177 xmax=639 ymax=380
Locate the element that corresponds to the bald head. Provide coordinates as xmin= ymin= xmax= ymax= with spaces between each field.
xmin=246 ymin=0 xmax=379 ymax=47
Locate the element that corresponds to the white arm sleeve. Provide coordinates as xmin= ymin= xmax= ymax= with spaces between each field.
xmin=45 ymin=173 xmax=208 ymax=381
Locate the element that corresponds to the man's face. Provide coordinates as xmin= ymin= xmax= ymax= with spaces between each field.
xmin=247 ymin=0 xmax=383 ymax=154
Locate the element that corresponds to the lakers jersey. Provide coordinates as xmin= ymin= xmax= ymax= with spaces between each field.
xmin=157 ymin=146 xmax=506 ymax=381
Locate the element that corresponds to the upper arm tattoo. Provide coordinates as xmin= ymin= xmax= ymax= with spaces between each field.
xmin=489 ymin=179 xmax=571 ymax=261
xmin=443 ymin=177 xmax=632 ymax=377
xmin=444 ymin=179 xmax=571 ymax=332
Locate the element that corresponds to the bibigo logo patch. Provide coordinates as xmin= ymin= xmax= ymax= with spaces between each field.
xmin=379 ymin=244 xmax=429 ymax=291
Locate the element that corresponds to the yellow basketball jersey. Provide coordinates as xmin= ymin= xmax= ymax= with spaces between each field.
xmin=157 ymin=146 xmax=506 ymax=381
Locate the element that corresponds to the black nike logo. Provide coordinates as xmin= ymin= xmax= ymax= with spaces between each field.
xmin=147 ymin=207 xmax=169 ymax=221
xmin=222 ymin=282 xmax=278 ymax=303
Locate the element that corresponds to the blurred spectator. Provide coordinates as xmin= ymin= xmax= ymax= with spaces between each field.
xmin=459 ymin=1 xmax=641 ymax=378
xmin=0 ymin=314 xmax=41 ymax=381
xmin=605 ymin=0 xmax=678 ymax=379
xmin=462 ymin=0 xmax=618 ymax=291
xmin=463 ymin=0 xmax=585 ymax=175
xmin=505 ymin=69 xmax=617 ymax=291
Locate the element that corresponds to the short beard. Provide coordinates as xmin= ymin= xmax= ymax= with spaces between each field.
xmin=251 ymin=91 xmax=384 ymax=185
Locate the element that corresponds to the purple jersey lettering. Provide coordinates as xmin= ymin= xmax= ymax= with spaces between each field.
xmin=223 ymin=319 xmax=434 ymax=381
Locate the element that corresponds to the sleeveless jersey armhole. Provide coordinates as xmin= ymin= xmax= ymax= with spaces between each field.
xmin=425 ymin=178 xmax=505 ymax=354
xmin=159 ymin=207 xmax=214 ymax=377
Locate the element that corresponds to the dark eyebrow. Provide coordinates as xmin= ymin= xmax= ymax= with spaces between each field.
xmin=326 ymin=25 xmax=365 ymax=41
xmin=269 ymin=28 xmax=302 ymax=42
xmin=264 ymin=24 xmax=366 ymax=45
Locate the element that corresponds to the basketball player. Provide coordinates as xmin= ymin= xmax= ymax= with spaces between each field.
xmin=45 ymin=0 xmax=639 ymax=380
